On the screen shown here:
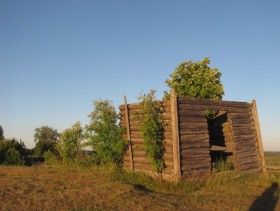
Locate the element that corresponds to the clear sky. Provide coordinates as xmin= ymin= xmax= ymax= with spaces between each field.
xmin=0 ymin=0 xmax=279 ymax=151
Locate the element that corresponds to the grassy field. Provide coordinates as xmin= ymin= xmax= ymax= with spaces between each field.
xmin=0 ymin=153 xmax=279 ymax=210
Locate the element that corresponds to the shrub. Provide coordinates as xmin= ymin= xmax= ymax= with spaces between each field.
xmin=57 ymin=122 xmax=84 ymax=164
xmin=86 ymin=99 xmax=128 ymax=167
xmin=43 ymin=150 xmax=59 ymax=165
xmin=4 ymin=148 xmax=23 ymax=165
xmin=0 ymin=139 xmax=28 ymax=165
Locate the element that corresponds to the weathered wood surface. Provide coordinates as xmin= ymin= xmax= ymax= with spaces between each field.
xmin=170 ymin=89 xmax=181 ymax=178
xmin=178 ymin=98 xmax=251 ymax=109
xmin=120 ymin=95 xmax=264 ymax=178
xmin=251 ymin=100 xmax=267 ymax=175
xmin=120 ymin=96 xmax=174 ymax=177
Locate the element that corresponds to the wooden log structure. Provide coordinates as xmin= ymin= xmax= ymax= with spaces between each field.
xmin=119 ymin=90 xmax=266 ymax=180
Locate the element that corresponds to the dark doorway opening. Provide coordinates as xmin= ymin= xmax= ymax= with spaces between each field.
xmin=207 ymin=111 xmax=236 ymax=172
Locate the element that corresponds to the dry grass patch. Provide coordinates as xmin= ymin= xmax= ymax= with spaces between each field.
xmin=0 ymin=153 xmax=279 ymax=210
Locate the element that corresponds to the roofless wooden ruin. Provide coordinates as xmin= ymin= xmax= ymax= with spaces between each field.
xmin=119 ymin=90 xmax=267 ymax=180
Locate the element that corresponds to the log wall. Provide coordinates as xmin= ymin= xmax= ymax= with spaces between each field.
xmin=119 ymin=94 xmax=266 ymax=179
xmin=119 ymin=101 xmax=175 ymax=178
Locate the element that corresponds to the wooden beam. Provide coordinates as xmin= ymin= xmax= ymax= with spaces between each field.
xmin=124 ymin=96 xmax=134 ymax=170
xmin=251 ymin=100 xmax=267 ymax=176
xmin=170 ymin=89 xmax=181 ymax=179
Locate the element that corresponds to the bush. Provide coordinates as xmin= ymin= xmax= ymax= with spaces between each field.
xmin=86 ymin=99 xmax=128 ymax=167
xmin=43 ymin=150 xmax=59 ymax=165
xmin=4 ymin=148 xmax=23 ymax=165
xmin=0 ymin=139 xmax=28 ymax=165
xmin=57 ymin=122 xmax=84 ymax=164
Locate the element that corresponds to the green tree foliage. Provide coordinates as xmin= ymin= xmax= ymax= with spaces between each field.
xmin=86 ymin=100 xmax=127 ymax=167
xmin=4 ymin=148 xmax=23 ymax=165
xmin=57 ymin=122 xmax=83 ymax=164
xmin=0 ymin=138 xmax=28 ymax=165
xmin=138 ymin=90 xmax=165 ymax=173
xmin=0 ymin=125 xmax=4 ymax=140
xmin=33 ymin=126 xmax=59 ymax=158
xmin=164 ymin=57 xmax=224 ymax=100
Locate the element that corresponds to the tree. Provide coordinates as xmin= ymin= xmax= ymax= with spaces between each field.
xmin=85 ymin=100 xmax=127 ymax=167
xmin=164 ymin=57 xmax=224 ymax=100
xmin=4 ymin=148 xmax=23 ymax=165
xmin=33 ymin=126 xmax=59 ymax=158
xmin=0 ymin=138 xmax=28 ymax=165
xmin=0 ymin=125 xmax=4 ymax=140
xmin=57 ymin=122 xmax=83 ymax=164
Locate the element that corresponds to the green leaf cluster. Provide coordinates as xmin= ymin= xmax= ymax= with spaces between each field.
xmin=86 ymin=100 xmax=128 ymax=167
xmin=57 ymin=121 xmax=84 ymax=164
xmin=0 ymin=138 xmax=28 ymax=165
xmin=138 ymin=89 xmax=165 ymax=173
xmin=165 ymin=57 xmax=224 ymax=100
xmin=33 ymin=126 xmax=59 ymax=158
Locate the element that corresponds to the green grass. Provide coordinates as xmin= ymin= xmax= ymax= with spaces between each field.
xmin=0 ymin=152 xmax=279 ymax=210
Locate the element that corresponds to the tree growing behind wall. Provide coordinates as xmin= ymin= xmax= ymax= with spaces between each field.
xmin=86 ymin=100 xmax=127 ymax=167
xmin=164 ymin=57 xmax=224 ymax=100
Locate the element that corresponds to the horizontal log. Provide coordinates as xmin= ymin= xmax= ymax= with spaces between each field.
xmin=178 ymin=116 xmax=207 ymax=124
xmin=180 ymin=151 xmax=210 ymax=160
xmin=180 ymin=134 xmax=209 ymax=142
xmin=181 ymin=158 xmax=211 ymax=166
xmin=181 ymin=162 xmax=211 ymax=171
xmin=178 ymin=109 xmax=207 ymax=117
xmin=232 ymin=128 xmax=256 ymax=136
xmin=230 ymin=118 xmax=253 ymax=125
xmin=235 ymin=145 xmax=257 ymax=153
xmin=234 ymin=134 xmax=257 ymax=141
xmin=236 ymin=151 xmax=258 ymax=160
xmin=180 ymin=143 xmax=210 ymax=150
xmin=237 ymin=156 xmax=259 ymax=166
xmin=181 ymin=155 xmax=210 ymax=162
xmin=230 ymin=112 xmax=252 ymax=119
xmin=179 ymin=129 xmax=209 ymax=136
xmin=119 ymin=101 xmax=170 ymax=110
xmin=234 ymin=141 xmax=256 ymax=150
xmin=181 ymin=148 xmax=210 ymax=157
xmin=179 ymin=123 xmax=208 ymax=130
xmin=178 ymin=98 xmax=251 ymax=109
xmin=179 ymin=104 xmax=251 ymax=113
xmin=238 ymin=162 xmax=260 ymax=171
xmin=235 ymin=147 xmax=258 ymax=157
xmin=232 ymin=124 xmax=255 ymax=130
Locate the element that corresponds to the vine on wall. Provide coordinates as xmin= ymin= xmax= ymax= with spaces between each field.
xmin=138 ymin=89 xmax=165 ymax=173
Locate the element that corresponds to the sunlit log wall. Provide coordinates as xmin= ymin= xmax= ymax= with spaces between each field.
xmin=119 ymin=92 xmax=267 ymax=180
xmin=119 ymin=101 xmax=175 ymax=178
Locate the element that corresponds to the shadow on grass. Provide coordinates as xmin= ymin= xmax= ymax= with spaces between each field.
xmin=248 ymin=182 xmax=279 ymax=211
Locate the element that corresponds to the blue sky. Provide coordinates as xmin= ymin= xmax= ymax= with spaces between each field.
xmin=0 ymin=0 xmax=279 ymax=151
